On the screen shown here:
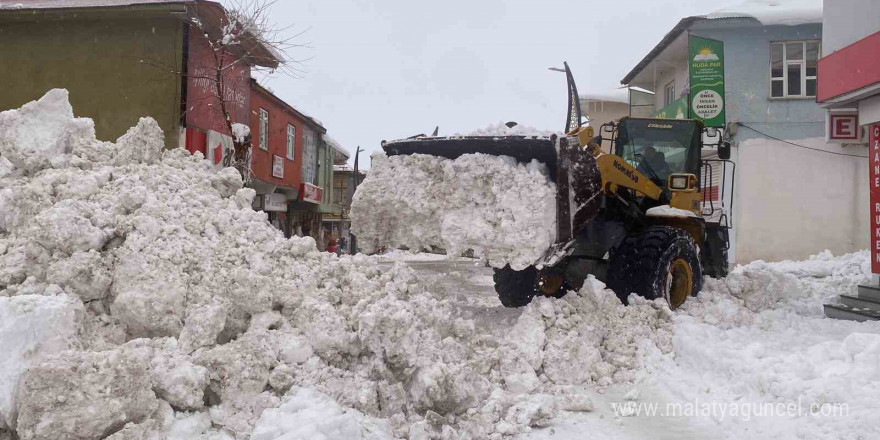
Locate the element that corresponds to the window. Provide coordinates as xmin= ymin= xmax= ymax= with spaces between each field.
xmin=770 ymin=41 xmax=819 ymax=98
xmin=259 ymin=108 xmax=269 ymax=150
xmin=617 ymin=120 xmax=699 ymax=186
xmin=301 ymin=128 xmax=317 ymax=185
xmin=286 ymin=124 xmax=296 ymax=160
xmin=665 ymin=81 xmax=676 ymax=106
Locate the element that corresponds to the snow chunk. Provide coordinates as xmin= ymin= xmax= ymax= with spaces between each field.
xmin=231 ymin=123 xmax=250 ymax=144
xmin=0 ymin=294 xmax=82 ymax=430
xmin=148 ymin=340 xmax=210 ymax=411
xmin=706 ymin=0 xmax=822 ymax=26
xmin=646 ymin=204 xmax=697 ymax=218
xmin=15 ymin=345 xmax=158 ymax=440
xmin=0 ymin=89 xmax=96 ymax=173
xmin=113 ymin=117 xmax=164 ymax=165
xmin=250 ymin=387 xmax=393 ymax=440
xmin=45 ymin=250 xmax=113 ymax=301
xmin=351 ymin=153 xmax=557 ymax=270
xmin=30 ymin=200 xmax=109 ymax=254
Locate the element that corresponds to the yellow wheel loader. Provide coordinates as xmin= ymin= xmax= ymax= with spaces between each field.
xmin=381 ymin=63 xmax=734 ymax=310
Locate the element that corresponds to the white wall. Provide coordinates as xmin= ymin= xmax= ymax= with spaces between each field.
xmin=823 ymin=0 xmax=880 ymax=55
xmin=651 ymin=65 xmax=688 ymax=110
xmin=734 ymin=137 xmax=869 ymax=263
xmin=860 ymin=95 xmax=880 ymax=126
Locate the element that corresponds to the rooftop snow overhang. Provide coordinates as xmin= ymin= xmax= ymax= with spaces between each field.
xmin=579 ymin=89 xmax=629 ymax=104
xmin=325 ymin=136 xmax=350 ymax=165
xmin=251 ymin=79 xmax=326 ymax=133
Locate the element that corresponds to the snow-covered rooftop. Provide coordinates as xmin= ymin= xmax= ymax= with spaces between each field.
xmin=323 ymin=135 xmax=350 ymax=159
xmin=622 ymin=0 xmax=822 ymax=84
xmin=707 ymin=0 xmax=822 ymax=26
xmin=579 ymin=89 xmax=629 ymax=104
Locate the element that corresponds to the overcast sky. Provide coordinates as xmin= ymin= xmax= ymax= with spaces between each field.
xmin=248 ymin=0 xmax=732 ymax=167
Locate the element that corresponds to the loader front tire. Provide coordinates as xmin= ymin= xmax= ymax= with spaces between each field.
xmin=493 ymin=266 xmax=538 ymax=308
xmin=606 ymin=226 xmax=702 ymax=310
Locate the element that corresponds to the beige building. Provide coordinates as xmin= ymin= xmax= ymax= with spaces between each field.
xmin=579 ymin=89 xmax=630 ymax=152
xmin=579 ymin=89 xmax=629 ymax=128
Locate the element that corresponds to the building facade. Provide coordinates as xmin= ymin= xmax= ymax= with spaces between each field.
xmin=817 ymin=0 xmax=880 ymax=275
xmin=249 ymin=80 xmax=330 ymax=241
xmin=0 ymin=0 xmax=277 ymax=153
xmin=318 ymin=137 xmax=350 ymax=249
xmin=621 ymin=5 xmax=868 ymax=263
xmin=326 ymin=165 xmax=366 ymax=254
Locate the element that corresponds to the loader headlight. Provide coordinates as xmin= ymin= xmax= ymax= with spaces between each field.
xmin=668 ymin=175 xmax=690 ymax=190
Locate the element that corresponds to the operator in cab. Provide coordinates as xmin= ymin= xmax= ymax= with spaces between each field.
xmin=637 ymin=146 xmax=672 ymax=186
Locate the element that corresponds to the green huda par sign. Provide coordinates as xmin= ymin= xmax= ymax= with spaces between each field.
xmin=688 ymin=35 xmax=725 ymax=128
xmin=652 ymin=95 xmax=688 ymax=120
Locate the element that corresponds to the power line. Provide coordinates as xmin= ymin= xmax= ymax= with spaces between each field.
xmin=735 ymin=122 xmax=868 ymax=159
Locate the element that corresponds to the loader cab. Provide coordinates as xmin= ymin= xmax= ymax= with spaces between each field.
xmin=611 ymin=117 xmax=703 ymax=188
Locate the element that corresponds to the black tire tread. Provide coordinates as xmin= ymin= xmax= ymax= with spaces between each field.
xmin=606 ymin=226 xmax=703 ymax=306
xmin=493 ymin=266 xmax=538 ymax=308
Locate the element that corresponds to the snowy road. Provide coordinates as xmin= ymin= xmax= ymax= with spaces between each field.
xmin=384 ymin=253 xmax=880 ymax=440
xmin=382 ymin=258 xmax=719 ymax=440
xmin=377 ymin=259 xmax=521 ymax=336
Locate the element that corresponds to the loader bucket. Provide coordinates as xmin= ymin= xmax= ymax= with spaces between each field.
xmin=382 ymin=136 xmax=560 ymax=180
xmin=381 ymin=135 xmax=601 ymax=247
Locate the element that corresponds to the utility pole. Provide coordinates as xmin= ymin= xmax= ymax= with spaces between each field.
xmin=350 ymin=146 xmax=362 ymax=254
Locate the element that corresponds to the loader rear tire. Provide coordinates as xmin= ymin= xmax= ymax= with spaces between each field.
xmin=493 ymin=266 xmax=538 ymax=308
xmin=606 ymin=226 xmax=702 ymax=310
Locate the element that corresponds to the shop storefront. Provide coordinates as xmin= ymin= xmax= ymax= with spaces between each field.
xmin=289 ymin=182 xmax=325 ymax=246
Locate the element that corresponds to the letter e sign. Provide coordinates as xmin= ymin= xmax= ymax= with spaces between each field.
xmin=830 ymin=114 xmax=859 ymax=140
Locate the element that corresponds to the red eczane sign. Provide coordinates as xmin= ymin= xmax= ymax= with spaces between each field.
xmin=871 ymin=124 xmax=880 ymax=273
xmin=830 ymin=114 xmax=860 ymax=141
xmin=301 ymin=183 xmax=323 ymax=204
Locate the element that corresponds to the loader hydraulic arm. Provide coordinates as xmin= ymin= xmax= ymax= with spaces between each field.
xmin=567 ymin=126 xmax=663 ymax=201
xmin=595 ymin=154 xmax=663 ymax=200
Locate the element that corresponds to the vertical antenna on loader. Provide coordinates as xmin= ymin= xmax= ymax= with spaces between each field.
xmin=563 ymin=61 xmax=582 ymax=134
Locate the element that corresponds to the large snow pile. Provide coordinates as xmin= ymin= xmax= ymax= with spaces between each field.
xmin=350 ymin=152 xmax=557 ymax=270
xmin=0 ymin=90 xmax=669 ymax=440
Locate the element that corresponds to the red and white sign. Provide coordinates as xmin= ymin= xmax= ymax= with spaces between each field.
xmin=301 ymin=182 xmax=323 ymax=204
xmin=206 ymin=130 xmax=232 ymax=167
xmin=830 ymin=114 xmax=860 ymax=141
xmin=870 ymin=124 xmax=880 ymax=274
xmin=272 ymin=155 xmax=284 ymax=178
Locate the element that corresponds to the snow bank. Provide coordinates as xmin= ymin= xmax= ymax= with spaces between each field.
xmin=648 ymin=250 xmax=878 ymax=439
xmin=0 ymin=90 xmax=655 ymax=440
xmin=351 ymin=153 xmax=557 ymax=270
